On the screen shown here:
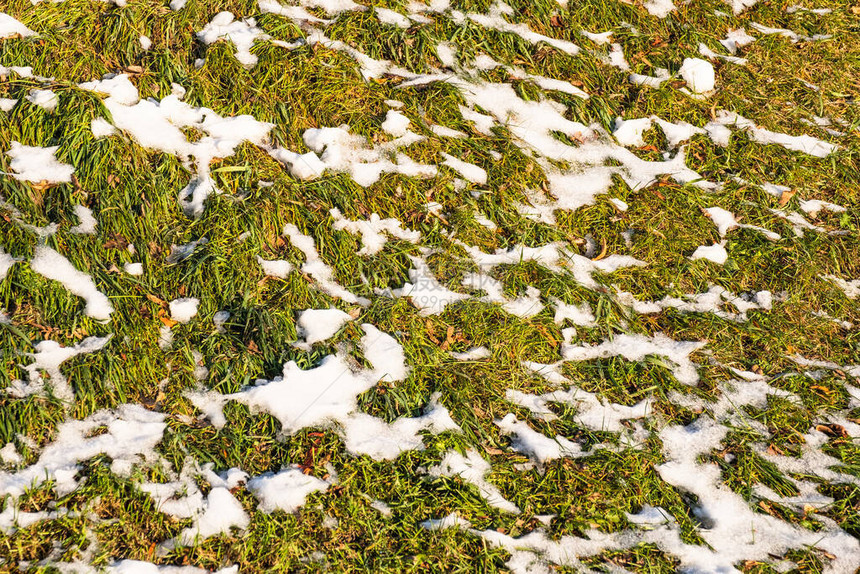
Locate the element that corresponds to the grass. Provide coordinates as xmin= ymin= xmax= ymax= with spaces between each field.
xmin=1 ymin=0 xmax=860 ymax=571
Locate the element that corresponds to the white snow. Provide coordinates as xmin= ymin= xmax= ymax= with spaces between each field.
xmin=284 ymin=223 xmax=369 ymax=305
xmin=562 ymin=333 xmax=705 ymax=385
xmin=725 ymin=0 xmax=759 ymax=14
xmin=26 ymin=89 xmax=58 ymax=111
xmin=0 ymin=405 xmax=165 ymax=499
xmin=455 ymin=3 xmax=580 ymax=56
xmin=822 ymin=275 xmax=860 ymax=299
xmin=12 ymin=335 xmax=111 ymax=402
xmin=552 ymin=300 xmax=596 ymax=327
xmin=581 ymin=30 xmax=613 ymax=45
xmin=197 ymin=12 xmax=267 ymax=67
xmin=294 ymin=308 xmax=352 ymax=348
xmin=690 ymin=242 xmax=728 ymax=265
xmin=0 ymin=246 xmax=17 ymax=280
xmin=720 ymin=28 xmax=756 ymax=53
xmin=169 ymin=297 xmax=199 ymax=323
xmin=83 ymin=75 xmax=273 ymax=216
xmin=247 ymin=466 xmax=330 ymax=513
xmin=750 ymin=21 xmax=832 ymax=43
xmin=678 ymin=58 xmax=715 ymax=93
xmin=257 ymin=256 xmax=293 ymax=278
xmin=91 ymin=117 xmax=118 ymax=138
xmin=440 ymin=152 xmax=487 ymax=185
xmin=715 ymin=111 xmax=837 ymax=158
xmin=430 ymin=124 xmax=467 ymax=138
xmin=124 ymin=262 xmax=143 ymax=276
xmin=330 ymin=208 xmax=420 ymax=255
xmin=643 ymin=0 xmax=675 ymax=18
xmin=509 ymin=374 xmax=651 ymax=434
xmin=496 ymin=414 xmax=586 ymax=463
xmin=429 ymin=450 xmax=519 ymax=512
xmin=615 ymin=285 xmax=773 ymax=322
xmin=30 ymin=246 xmax=114 ymax=320
xmin=141 ymin=464 xmax=249 ymax=546
xmin=69 ymin=205 xmax=97 ymax=234
xmin=799 ymin=199 xmax=845 ymax=217
xmin=0 ymin=443 xmax=21 ymax=465
xmin=450 ymin=346 xmax=492 ymax=360
xmin=300 ymin=125 xmax=436 ymax=187
xmin=388 ymin=256 xmax=469 ymax=315
xmin=6 ymin=142 xmax=74 ymax=183
xmin=381 ymin=110 xmax=411 ymax=136
xmin=376 ymin=7 xmax=411 ymax=28
xmin=421 ymin=512 xmax=471 ymax=530
xmin=0 ymin=13 xmax=36 ymax=38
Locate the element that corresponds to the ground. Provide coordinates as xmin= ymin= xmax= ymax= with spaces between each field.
xmin=1 ymin=0 xmax=860 ymax=572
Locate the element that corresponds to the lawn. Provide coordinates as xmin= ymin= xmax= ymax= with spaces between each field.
xmin=1 ymin=0 xmax=859 ymax=572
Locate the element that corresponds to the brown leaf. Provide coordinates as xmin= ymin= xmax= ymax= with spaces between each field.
xmin=440 ymin=325 xmax=456 ymax=351
xmin=146 ymin=294 xmax=167 ymax=306
xmin=811 ymin=385 xmax=834 ymax=397
xmin=104 ymin=235 xmax=129 ymax=250
xmin=534 ymin=325 xmax=557 ymax=347
xmin=767 ymin=444 xmax=785 ymax=456
xmin=815 ymin=423 xmax=848 ymax=438
xmin=247 ymin=340 xmax=261 ymax=354
xmin=592 ymin=239 xmax=609 ymax=261
xmin=71 ymin=174 xmax=85 ymax=195
xmin=778 ymin=190 xmax=796 ymax=206
xmin=550 ymin=15 xmax=563 ymax=27
xmin=158 ymin=310 xmax=178 ymax=328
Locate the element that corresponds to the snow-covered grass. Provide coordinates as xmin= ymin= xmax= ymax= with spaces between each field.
xmin=1 ymin=0 xmax=859 ymax=572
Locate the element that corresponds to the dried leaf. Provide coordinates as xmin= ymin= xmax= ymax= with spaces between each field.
xmin=778 ymin=189 xmax=796 ymax=206
xmin=815 ymin=423 xmax=848 ymax=438
xmin=592 ymin=239 xmax=609 ymax=261
xmin=158 ymin=311 xmax=178 ymax=329
xmin=146 ymin=294 xmax=167 ymax=306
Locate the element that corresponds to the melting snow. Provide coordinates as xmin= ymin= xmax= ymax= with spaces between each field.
xmin=6 ymin=142 xmax=74 ymax=184
xmin=30 ymin=246 xmax=114 ymax=320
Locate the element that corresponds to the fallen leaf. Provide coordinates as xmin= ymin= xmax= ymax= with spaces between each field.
xmin=146 ymin=294 xmax=167 ymax=306
xmin=158 ymin=310 xmax=178 ymax=328
xmin=592 ymin=239 xmax=609 ymax=261
xmin=779 ymin=190 xmax=796 ymax=206
xmin=767 ymin=444 xmax=785 ymax=456
xmin=815 ymin=423 xmax=848 ymax=438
